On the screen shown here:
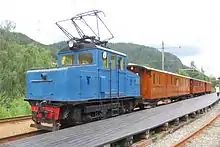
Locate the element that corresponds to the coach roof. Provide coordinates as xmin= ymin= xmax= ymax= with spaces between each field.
xmin=128 ymin=63 xmax=212 ymax=84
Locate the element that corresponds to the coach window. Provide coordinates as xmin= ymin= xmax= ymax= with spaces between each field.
xmin=175 ymin=78 xmax=179 ymax=86
xmin=158 ymin=75 xmax=161 ymax=84
xmin=61 ymin=54 xmax=74 ymax=66
xmin=102 ymin=52 xmax=108 ymax=68
xmin=111 ymin=55 xmax=116 ymax=69
xmin=153 ymin=74 xmax=156 ymax=84
xmin=194 ymin=81 xmax=197 ymax=86
xmin=78 ymin=51 xmax=93 ymax=64
xmin=118 ymin=57 xmax=123 ymax=70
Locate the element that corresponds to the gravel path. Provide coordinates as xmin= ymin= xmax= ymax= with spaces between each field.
xmin=149 ymin=100 xmax=220 ymax=147
xmin=0 ymin=120 xmax=37 ymax=138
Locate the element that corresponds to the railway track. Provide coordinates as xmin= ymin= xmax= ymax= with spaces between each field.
xmin=173 ymin=114 xmax=220 ymax=147
xmin=0 ymin=130 xmax=47 ymax=144
xmin=0 ymin=115 xmax=32 ymax=124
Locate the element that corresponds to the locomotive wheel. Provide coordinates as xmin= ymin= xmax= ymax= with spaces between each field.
xmin=128 ymin=101 xmax=134 ymax=113
xmin=139 ymin=104 xmax=145 ymax=110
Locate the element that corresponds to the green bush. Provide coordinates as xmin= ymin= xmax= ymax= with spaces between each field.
xmin=0 ymin=96 xmax=31 ymax=118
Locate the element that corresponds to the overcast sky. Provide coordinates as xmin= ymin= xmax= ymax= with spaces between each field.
xmin=0 ymin=0 xmax=219 ymax=77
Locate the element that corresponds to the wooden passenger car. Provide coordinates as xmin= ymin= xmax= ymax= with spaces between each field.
xmin=205 ymin=82 xmax=212 ymax=93
xmin=190 ymin=78 xmax=206 ymax=95
xmin=127 ymin=64 xmax=191 ymax=103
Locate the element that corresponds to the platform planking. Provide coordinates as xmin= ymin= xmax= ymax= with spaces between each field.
xmin=1 ymin=94 xmax=219 ymax=147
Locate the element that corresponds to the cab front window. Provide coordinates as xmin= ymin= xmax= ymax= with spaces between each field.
xmin=61 ymin=54 xmax=74 ymax=66
xmin=78 ymin=51 xmax=93 ymax=65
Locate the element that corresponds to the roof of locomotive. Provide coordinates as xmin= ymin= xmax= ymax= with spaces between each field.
xmin=58 ymin=42 xmax=126 ymax=56
xmin=128 ymin=63 xmax=212 ymax=84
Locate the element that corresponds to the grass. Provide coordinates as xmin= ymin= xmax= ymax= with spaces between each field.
xmin=0 ymin=96 xmax=31 ymax=118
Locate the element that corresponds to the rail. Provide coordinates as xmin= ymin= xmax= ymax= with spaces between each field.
xmin=173 ymin=114 xmax=220 ymax=147
xmin=0 ymin=130 xmax=47 ymax=143
xmin=0 ymin=115 xmax=32 ymax=124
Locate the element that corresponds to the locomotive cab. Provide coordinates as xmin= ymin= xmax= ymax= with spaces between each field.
xmin=55 ymin=43 xmax=140 ymax=99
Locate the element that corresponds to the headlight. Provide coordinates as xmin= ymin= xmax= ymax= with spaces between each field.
xmin=41 ymin=73 xmax=47 ymax=80
xmin=68 ymin=40 xmax=74 ymax=48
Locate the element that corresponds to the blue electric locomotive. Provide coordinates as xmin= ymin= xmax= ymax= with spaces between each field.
xmin=26 ymin=10 xmax=140 ymax=131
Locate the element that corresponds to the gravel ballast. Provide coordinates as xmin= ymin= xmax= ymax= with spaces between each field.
xmin=184 ymin=115 xmax=220 ymax=147
xmin=149 ymin=100 xmax=220 ymax=147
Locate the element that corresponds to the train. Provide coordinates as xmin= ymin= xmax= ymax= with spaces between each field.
xmin=25 ymin=10 xmax=212 ymax=131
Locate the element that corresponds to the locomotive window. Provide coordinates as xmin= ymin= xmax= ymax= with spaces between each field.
xmin=118 ymin=57 xmax=123 ymax=70
xmin=78 ymin=52 xmax=93 ymax=64
xmin=61 ymin=55 xmax=74 ymax=66
xmin=111 ymin=55 xmax=116 ymax=69
xmin=153 ymin=74 xmax=156 ymax=84
xmin=102 ymin=52 xmax=108 ymax=68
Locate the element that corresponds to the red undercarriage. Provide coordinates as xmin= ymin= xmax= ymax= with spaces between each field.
xmin=31 ymin=106 xmax=60 ymax=120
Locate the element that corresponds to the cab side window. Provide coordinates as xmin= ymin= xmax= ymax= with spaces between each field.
xmin=102 ymin=52 xmax=108 ymax=68
xmin=118 ymin=57 xmax=124 ymax=70
xmin=111 ymin=55 xmax=116 ymax=69
xmin=78 ymin=52 xmax=93 ymax=64
xmin=62 ymin=55 xmax=74 ymax=66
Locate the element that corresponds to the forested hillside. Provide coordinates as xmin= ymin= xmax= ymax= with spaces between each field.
xmin=8 ymin=29 xmax=216 ymax=83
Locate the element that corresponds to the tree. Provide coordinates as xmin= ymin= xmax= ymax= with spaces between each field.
xmin=178 ymin=68 xmax=189 ymax=76
xmin=0 ymin=20 xmax=16 ymax=31
xmin=207 ymin=75 xmax=217 ymax=91
xmin=0 ymin=20 xmax=53 ymax=105
xmin=201 ymin=67 xmax=204 ymax=74
xmin=190 ymin=61 xmax=196 ymax=70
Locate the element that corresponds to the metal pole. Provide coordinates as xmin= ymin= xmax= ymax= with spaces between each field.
xmin=162 ymin=41 xmax=165 ymax=71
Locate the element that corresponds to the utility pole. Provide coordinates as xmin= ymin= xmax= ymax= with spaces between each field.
xmin=160 ymin=41 xmax=181 ymax=71
xmin=162 ymin=41 xmax=165 ymax=71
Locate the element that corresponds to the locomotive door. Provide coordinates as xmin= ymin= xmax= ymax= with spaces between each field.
xmin=118 ymin=57 xmax=125 ymax=97
xmin=109 ymin=54 xmax=119 ymax=98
